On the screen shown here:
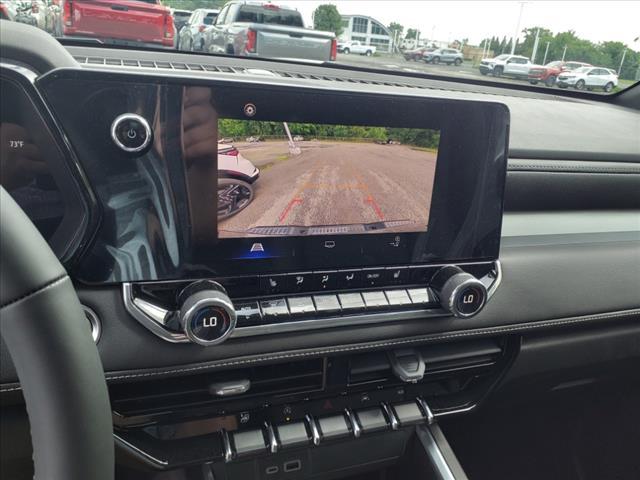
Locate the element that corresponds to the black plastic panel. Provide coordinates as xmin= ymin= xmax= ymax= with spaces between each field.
xmin=0 ymin=67 xmax=93 ymax=263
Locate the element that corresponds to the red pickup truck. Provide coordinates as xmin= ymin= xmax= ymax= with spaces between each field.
xmin=58 ymin=0 xmax=174 ymax=48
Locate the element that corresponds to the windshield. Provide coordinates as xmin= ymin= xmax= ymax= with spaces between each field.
xmin=10 ymin=0 xmax=638 ymax=95
xmin=573 ymin=67 xmax=591 ymax=74
xmin=237 ymin=5 xmax=304 ymax=27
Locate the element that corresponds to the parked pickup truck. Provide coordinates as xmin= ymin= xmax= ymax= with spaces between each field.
xmin=57 ymin=0 xmax=175 ymax=49
xmin=337 ymin=41 xmax=376 ymax=56
xmin=478 ymin=54 xmax=532 ymax=78
xmin=204 ymin=2 xmax=336 ymax=62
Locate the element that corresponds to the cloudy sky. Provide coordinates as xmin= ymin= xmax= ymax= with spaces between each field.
xmin=285 ymin=1 xmax=640 ymax=48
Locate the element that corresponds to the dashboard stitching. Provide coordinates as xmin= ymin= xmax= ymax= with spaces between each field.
xmin=104 ymin=308 xmax=640 ymax=381
xmin=0 ymin=275 xmax=68 ymax=310
xmin=1 ymin=308 xmax=638 ymax=391
xmin=509 ymin=164 xmax=640 ymax=174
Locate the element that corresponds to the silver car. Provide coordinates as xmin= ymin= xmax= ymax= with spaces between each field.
xmin=423 ymin=48 xmax=463 ymax=66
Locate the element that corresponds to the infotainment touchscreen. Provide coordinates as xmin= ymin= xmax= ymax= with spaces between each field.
xmin=38 ymin=72 xmax=509 ymax=282
xmin=217 ymin=120 xmax=440 ymax=239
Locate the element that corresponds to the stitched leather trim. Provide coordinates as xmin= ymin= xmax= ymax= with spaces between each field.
xmin=1 ymin=307 xmax=639 ymax=392
xmin=0 ymin=275 xmax=68 ymax=309
xmin=508 ymin=159 xmax=640 ymax=174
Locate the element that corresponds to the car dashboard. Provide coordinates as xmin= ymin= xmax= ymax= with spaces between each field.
xmin=1 ymin=32 xmax=639 ymax=480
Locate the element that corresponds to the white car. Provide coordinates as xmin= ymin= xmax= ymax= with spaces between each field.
xmin=337 ymin=41 xmax=376 ymax=56
xmin=479 ymin=54 xmax=532 ymax=78
xmin=557 ymin=66 xmax=619 ymax=92
xmin=218 ymin=143 xmax=260 ymax=219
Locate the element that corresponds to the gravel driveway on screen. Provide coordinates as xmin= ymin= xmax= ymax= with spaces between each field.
xmin=218 ymin=141 xmax=437 ymax=236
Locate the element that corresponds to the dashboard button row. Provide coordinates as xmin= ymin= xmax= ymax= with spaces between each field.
xmin=259 ymin=266 xmax=425 ymax=296
xmin=225 ymin=399 xmax=429 ymax=461
xmin=236 ymin=289 xmax=437 ymax=327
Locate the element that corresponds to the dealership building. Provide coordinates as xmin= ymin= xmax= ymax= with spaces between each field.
xmin=339 ymin=15 xmax=394 ymax=52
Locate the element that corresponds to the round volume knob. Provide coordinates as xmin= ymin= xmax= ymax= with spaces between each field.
xmin=431 ymin=266 xmax=487 ymax=318
xmin=178 ymin=280 xmax=236 ymax=346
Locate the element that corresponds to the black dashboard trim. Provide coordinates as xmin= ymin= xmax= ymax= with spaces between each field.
xmin=2 ymin=307 xmax=638 ymax=392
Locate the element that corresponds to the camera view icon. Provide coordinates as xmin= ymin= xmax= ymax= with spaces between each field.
xmin=250 ymin=243 xmax=265 ymax=252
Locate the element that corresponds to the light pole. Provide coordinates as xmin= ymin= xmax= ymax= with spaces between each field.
xmin=531 ymin=28 xmax=540 ymax=63
xmin=542 ymin=41 xmax=550 ymax=65
xmin=618 ymin=48 xmax=627 ymax=75
xmin=511 ymin=1 xmax=525 ymax=55
xmin=561 ymin=44 xmax=567 ymax=61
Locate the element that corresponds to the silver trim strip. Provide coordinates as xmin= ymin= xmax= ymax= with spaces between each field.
xmin=123 ymin=284 xmax=188 ymax=343
xmin=82 ymin=305 xmax=102 ymax=343
xmin=306 ymin=415 xmax=321 ymax=446
xmin=382 ymin=402 xmax=399 ymax=430
xmin=114 ymin=433 xmax=169 ymax=467
xmin=265 ymin=422 xmax=278 ymax=454
xmin=344 ymin=408 xmax=361 ymax=438
xmin=0 ymin=62 xmax=38 ymax=83
xmin=416 ymin=426 xmax=457 ymax=480
xmin=222 ymin=429 xmax=234 ymax=463
xmin=417 ymin=397 xmax=436 ymax=425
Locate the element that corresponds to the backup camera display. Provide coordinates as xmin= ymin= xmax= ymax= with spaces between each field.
xmin=217 ymin=120 xmax=440 ymax=238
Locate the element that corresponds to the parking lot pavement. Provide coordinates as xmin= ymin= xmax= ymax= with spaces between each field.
xmin=218 ymin=141 xmax=436 ymax=237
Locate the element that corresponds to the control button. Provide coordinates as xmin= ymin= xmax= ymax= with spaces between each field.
xmin=260 ymin=299 xmax=289 ymax=322
xmin=337 ymin=293 xmax=365 ymax=312
xmin=235 ymin=301 xmax=262 ymax=327
xmin=275 ymin=422 xmax=310 ymax=448
xmin=317 ymin=414 xmax=351 ymax=441
xmin=232 ymin=429 xmax=267 ymax=456
xmin=287 ymin=272 xmax=312 ymax=293
xmin=391 ymin=401 xmax=425 ymax=426
xmin=355 ymin=408 xmax=389 ymax=433
xmin=178 ymin=280 xmax=236 ymax=346
xmin=361 ymin=291 xmax=389 ymax=310
xmin=362 ymin=268 xmax=386 ymax=287
xmin=385 ymin=267 xmax=408 ymax=285
xmin=455 ymin=284 xmax=486 ymax=316
xmin=407 ymin=288 xmax=435 ymax=306
xmin=313 ymin=295 xmax=341 ymax=315
xmin=312 ymin=271 xmax=338 ymax=291
xmin=110 ymin=113 xmax=152 ymax=154
xmin=260 ymin=275 xmax=286 ymax=294
xmin=190 ymin=306 xmax=231 ymax=342
xmin=287 ymin=297 xmax=316 ymax=318
xmin=385 ymin=289 xmax=412 ymax=306
xmin=431 ymin=265 xmax=488 ymax=318
xmin=337 ymin=269 xmax=363 ymax=289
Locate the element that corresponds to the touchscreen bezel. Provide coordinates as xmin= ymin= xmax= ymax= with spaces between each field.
xmin=38 ymin=71 xmax=509 ymax=283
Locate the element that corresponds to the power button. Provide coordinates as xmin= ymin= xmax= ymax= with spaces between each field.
xmin=110 ymin=113 xmax=152 ymax=154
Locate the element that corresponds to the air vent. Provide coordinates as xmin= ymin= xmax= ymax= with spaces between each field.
xmin=72 ymin=55 xmax=435 ymax=91
xmin=348 ymin=339 xmax=503 ymax=386
xmin=111 ymin=358 xmax=325 ymax=421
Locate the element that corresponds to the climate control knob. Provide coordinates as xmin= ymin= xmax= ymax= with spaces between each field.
xmin=178 ymin=281 xmax=237 ymax=346
xmin=431 ymin=266 xmax=487 ymax=318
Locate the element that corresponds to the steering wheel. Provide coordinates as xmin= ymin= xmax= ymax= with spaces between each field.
xmin=0 ymin=188 xmax=114 ymax=480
